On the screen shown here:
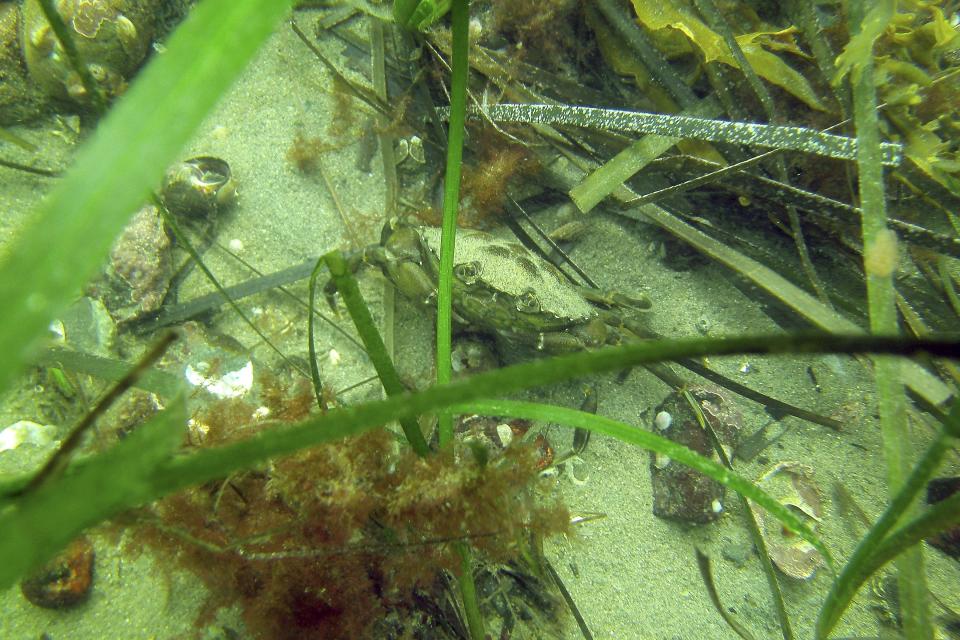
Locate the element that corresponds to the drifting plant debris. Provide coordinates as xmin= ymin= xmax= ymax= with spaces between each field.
xmin=459 ymin=135 xmax=540 ymax=228
xmin=287 ymin=130 xmax=337 ymax=175
xmin=132 ymin=385 xmax=570 ymax=639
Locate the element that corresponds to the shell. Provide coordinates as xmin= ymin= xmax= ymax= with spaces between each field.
xmin=105 ymin=203 xmax=172 ymax=321
xmin=160 ymin=156 xmax=237 ymax=219
xmin=0 ymin=4 xmax=49 ymax=124
xmin=20 ymin=0 xmax=158 ymax=103
xmin=20 ymin=536 xmax=95 ymax=609
xmin=750 ymin=461 xmax=825 ymax=580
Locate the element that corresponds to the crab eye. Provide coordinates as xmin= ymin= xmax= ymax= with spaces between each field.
xmin=453 ymin=261 xmax=482 ymax=285
xmin=515 ymin=289 xmax=541 ymax=313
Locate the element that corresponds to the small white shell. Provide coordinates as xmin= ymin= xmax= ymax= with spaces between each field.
xmin=0 ymin=420 xmax=58 ymax=452
xmin=115 ymin=15 xmax=139 ymax=54
xmin=496 ymin=423 xmax=514 ymax=447
xmin=654 ymin=410 xmax=672 ymax=431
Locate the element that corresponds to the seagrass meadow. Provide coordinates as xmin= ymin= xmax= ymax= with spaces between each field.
xmin=0 ymin=1 xmax=959 ymax=638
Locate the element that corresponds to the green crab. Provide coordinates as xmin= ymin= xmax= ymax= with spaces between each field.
xmin=330 ymin=218 xmax=652 ymax=353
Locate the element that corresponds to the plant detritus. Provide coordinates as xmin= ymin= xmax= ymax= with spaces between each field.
xmin=133 ymin=388 xmax=570 ymax=640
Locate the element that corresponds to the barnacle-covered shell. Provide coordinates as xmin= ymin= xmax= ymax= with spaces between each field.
xmin=160 ymin=156 xmax=237 ymax=219
xmin=750 ymin=461 xmax=825 ymax=580
xmin=20 ymin=0 xmax=158 ymax=103
xmin=0 ymin=4 xmax=48 ymax=124
xmin=648 ymin=385 xmax=743 ymax=524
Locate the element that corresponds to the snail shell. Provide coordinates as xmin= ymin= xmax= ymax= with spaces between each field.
xmin=20 ymin=0 xmax=158 ymax=103
xmin=160 ymin=156 xmax=237 ymax=219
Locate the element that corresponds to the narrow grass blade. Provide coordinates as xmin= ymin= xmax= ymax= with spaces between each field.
xmin=453 ymin=398 xmax=833 ymax=569
xmin=553 ymin=139 xmax=951 ymax=408
xmin=308 ymin=258 xmax=328 ymax=410
xmin=20 ymin=332 xmax=178 ymax=495
xmin=847 ymin=0 xmax=931 ymax=633
xmin=159 ymin=202 xmax=305 ymax=376
xmin=435 ymin=0 xmax=471 ymax=448
xmin=438 ymin=4 xmax=486 ymax=637
xmin=852 ymin=491 xmax=960 ymax=601
xmin=569 ymin=98 xmax=723 ymax=213
xmin=696 ymin=549 xmax=757 ymax=640
xmin=543 ymin=557 xmax=594 ymax=639
xmin=0 ymin=0 xmax=293 ymax=397
xmin=36 ymin=0 xmax=105 ymax=111
xmin=145 ymin=334 xmax=960 ymax=496
xmin=630 ymin=203 xmax=953 ymax=408
xmin=0 ymin=157 xmax=60 ymax=176
xmin=0 ymin=333 xmax=954 ymax=590
xmin=688 ymin=392 xmax=793 ymax=639
xmin=0 ymin=127 xmax=37 ymax=152
xmin=324 ymin=250 xmax=429 ymax=457
xmin=36 ymin=348 xmax=182 ymax=399
xmin=439 ymin=104 xmax=902 ymax=165
xmin=815 ymin=401 xmax=960 ymax=638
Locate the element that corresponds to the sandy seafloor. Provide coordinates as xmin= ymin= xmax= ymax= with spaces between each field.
xmin=2 ymin=8 xmax=959 ymax=640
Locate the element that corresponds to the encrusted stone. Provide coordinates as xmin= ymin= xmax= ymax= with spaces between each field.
xmin=648 ymin=386 xmax=742 ymax=524
xmin=104 ymin=204 xmax=172 ymax=321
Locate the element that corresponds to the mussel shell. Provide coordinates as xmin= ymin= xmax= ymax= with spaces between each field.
xmin=751 ymin=461 xmax=825 ymax=580
xmin=160 ymin=156 xmax=236 ymax=219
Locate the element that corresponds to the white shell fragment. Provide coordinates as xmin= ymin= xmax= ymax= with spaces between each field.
xmin=0 ymin=420 xmax=58 ymax=452
xmin=49 ymin=319 xmax=65 ymax=342
xmin=185 ymin=360 xmax=254 ymax=399
xmin=653 ymin=453 xmax=671 ymax=469
xmin=654 ymin=410 xmax=672 ymax=431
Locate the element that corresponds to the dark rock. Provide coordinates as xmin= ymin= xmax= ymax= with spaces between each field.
xmin=649 ymin=386 xmax=742 ymax=524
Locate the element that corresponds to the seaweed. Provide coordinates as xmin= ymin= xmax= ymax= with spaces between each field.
xmin=137 ymin=413 xmax=568 ymax=639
